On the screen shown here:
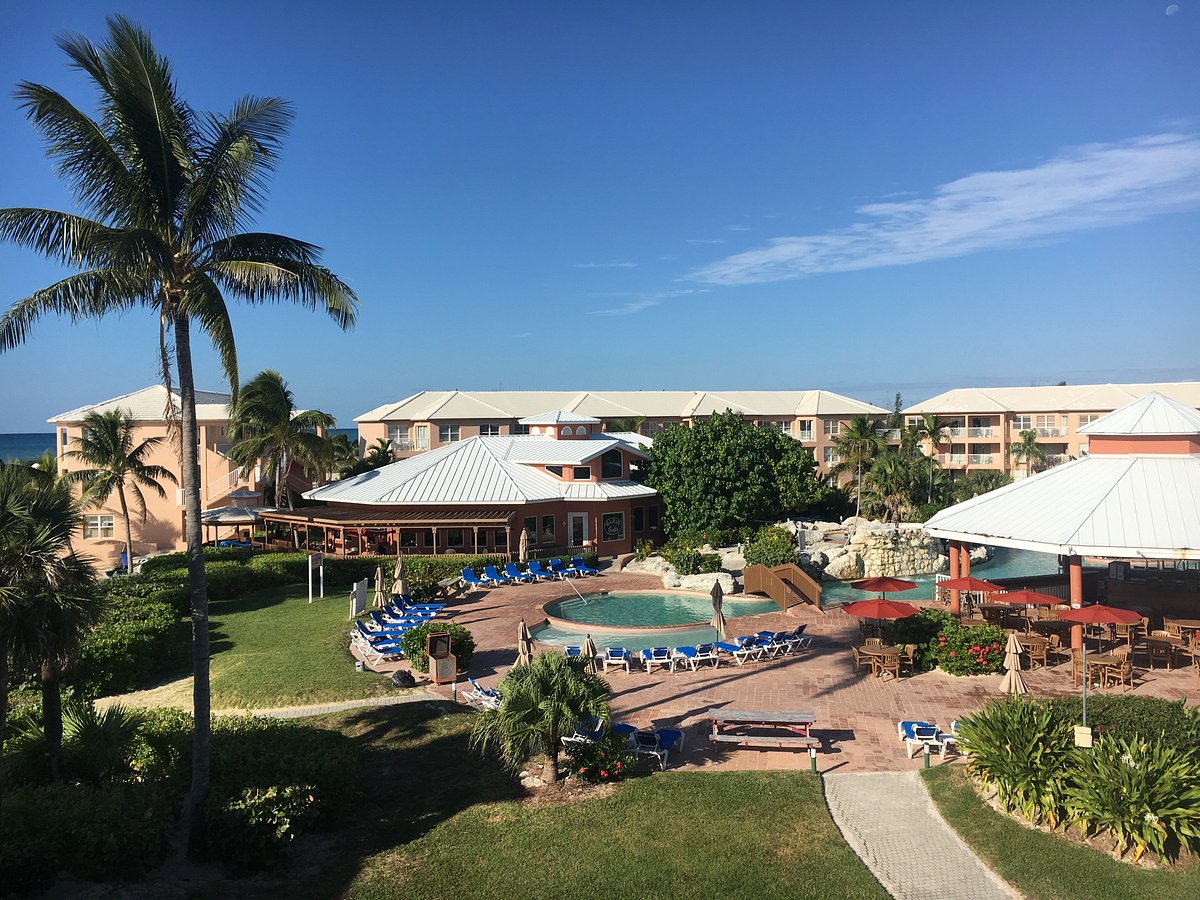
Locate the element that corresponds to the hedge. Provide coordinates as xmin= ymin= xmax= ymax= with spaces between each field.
xmin=1045 ymin=695 xmax=1200 ymax=752
xmin=71 ymin=593 xmax=178 ymax=697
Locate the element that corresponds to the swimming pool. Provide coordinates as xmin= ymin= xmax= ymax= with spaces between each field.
xmin=544 ymin=591 xmax=780 ymax=630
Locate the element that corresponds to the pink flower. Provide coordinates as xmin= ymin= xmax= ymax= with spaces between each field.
xmin=949 ymin=650 xmax=956 ymax=657
xmin=600 ymin=770 xmax=608 ymax=778
xmin=579 ymin=767 xmax=586 ymax=774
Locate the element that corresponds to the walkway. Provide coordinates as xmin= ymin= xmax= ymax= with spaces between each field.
xmin=824 ymin=771 xmax=1015 ymax=900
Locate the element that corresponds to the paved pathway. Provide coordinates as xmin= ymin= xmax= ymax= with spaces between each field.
xmin=236 ymin=690 xmax=438 ymax=719
xmin=824 ymin=771 xmax=1015 ymax=900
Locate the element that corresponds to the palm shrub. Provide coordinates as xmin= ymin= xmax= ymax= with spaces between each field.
xmin=743 ymin=525 xmax=800 ymax=568
xmin=398 ymin=620 xmax=476 ymax=674
xmin=471 ymin=652 xmax=611 ymax=784
xmin=62 ymin=702 xmax=145 ymax=784
xmin=957 ymin=697 xmax=1074 ymax=827
xmin=1063 ymin=734 xmax=1200 ymax=862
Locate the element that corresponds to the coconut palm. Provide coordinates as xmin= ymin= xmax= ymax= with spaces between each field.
xmin=862 ymin=453 xmax=920 ymax=522
xmin=470 ymin=651 xmax=611 ymax=784
xmin=1008 ymin=429 xmax=1048 ymax=479
xmin=227 ymin=370 xmax=334 ymax=509
xmin=325 ymin=432 xmax=361 ymax=480
xmin=65 ymin=409 xmax=177 ymax=574
xmin=0 ymin=18 xmax=356 ymax=854
xmin=953 ymin=469 xmax=1013 ymax=501
xmin=833 ymin=416 xmax=886 ymax=517
xmin=365 ymin=437 xmax=396 ymax=469
xmin=916 ymin=413 xmax=951 ymax=503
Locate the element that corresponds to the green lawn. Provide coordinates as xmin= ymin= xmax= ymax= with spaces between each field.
xmin=216 ymin=702 xmax=886 ymax=900
xmin=922 ymin=766 xmax=1200 ymax=900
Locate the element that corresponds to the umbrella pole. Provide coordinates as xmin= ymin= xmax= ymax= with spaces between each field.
xmin=1081 ymin=640 xmax=1088 ymax=727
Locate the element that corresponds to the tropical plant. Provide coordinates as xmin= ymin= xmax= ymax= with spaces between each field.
xmin=325 ymin=432 xmax=360 ymax=479
xmin=65 ymin=409 xmax=177 ymax=574
xmin=0 ymin=18 xmax=357 ymax=854
xmin=62 ymin=702 xmax=146 ymax=784
xmin=915 ymin=413 xmax=951 ymax=503
xmin=605 ymin=415 xmax=646 ymax=435
xmin=565 ymin=733 xmax=637 ymax=784
xmin=227 ymin=370 xmax=334 ymax=508
xmin=1008 ymin=429 xmax=1048 ymax=479
xmin=832 ymin=416 xmax=886 ymax=516
xmin=364 ymin=437 xmax=395 ymax=469
xmin=928 ymin=620 xmax=1007 ymax=675
xmin=887 ymin=607 xmax=954 ymax=671
xmin=952 ymin=469 xmax=1013 ymax=501
xmin=471 ymin=652 xmax=611 ymax=783
xmin=860 ymin=451 xmax=921 ymax=522
xmin=743 ymin=525 xmax=800 ymax=568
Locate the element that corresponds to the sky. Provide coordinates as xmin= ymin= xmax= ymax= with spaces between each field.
xmin=1 ymin=1 xmax=1198 ymax=432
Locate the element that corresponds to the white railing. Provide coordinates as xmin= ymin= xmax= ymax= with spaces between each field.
xmin=1036 ymin=427 xmax=1064 ymax=437
xmin=946 ymin=427 xmax=967 ymax=438
xmin=1046 ymin=453 xmax=1070 ymax=466
xmin=798 ymin=430 xmax=815 ymax=442
xmin=941 ymin=453 xmax=967 ymax=465
xmin=968 ymin=427 xmax=994 ymax=438
xmin=968 ymin=454 xmax=994 ymax=465
xmin=207 ymin=467 xmax=243 ymax=497
xmin=874 ymin=428 xmax=901 ymax=440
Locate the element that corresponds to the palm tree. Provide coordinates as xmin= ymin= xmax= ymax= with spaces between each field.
xmin=65 ymin=409 xmax=177 ymax=574
xmin=0 ymin=18 xmax=356 ymax=855
xmin=227 ymin=370 xmax=334 ymax=509
xmin=606 ymin=416 xmax=647 ymax=435
xmin=1008 ymin=429 xmax=1048 ymax=479
xmin=833 ymin=416 xmax=886 ymax=517
xmin=365 ymin=437 xmax=395 ymax=469
xmin=471 ymin=652 xmax=610 ymax=784
xmin=325 ymin=432 xmax=360 ymax=480
xmin=862 ymin=452 xmax=921 ymax=523
xmin=954 ymin=470 xmax=1013 ymax=501
xmin=916 ymin=413 xmax=951 ymax=503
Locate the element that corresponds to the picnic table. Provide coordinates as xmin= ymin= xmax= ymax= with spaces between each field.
xmin=860 ymin=644 xmax=903 ymax=677
xmin=707 ymin=708 xmax=819 ymax=749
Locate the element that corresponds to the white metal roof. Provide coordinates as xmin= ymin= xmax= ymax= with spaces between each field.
xmin=50 ymin=384 xmax=232 ymax=424
xmin=1079 ymin=392 xmax=1200 ymax=436
xmin=304 ymin=435 xmax=656 ymax=506
xmin=505 ymin=436 xmax=642 ymax=465
xmin=924 ymin=454 xmax=1200 ymax=560
xmin=904 ymin=381 xmax=1200 ymax=416
xmin=518 ymin=410 xmax=601 ymax=426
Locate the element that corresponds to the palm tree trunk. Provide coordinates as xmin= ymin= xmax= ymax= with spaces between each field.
xmin=855 ymin=462 xmax=862 ymax=517
xmin=0 ymin=652 xmax=9 ymax=813
xmin=174 ymin=313 xmax=212 ymax=860
xmin=928 ymin=457 xmax=934 ymax=504
xmin=41 ymin=658 xmax=63 ymax=781
xmin=117 ymin=482 xmax=134 ymax=575
xmin=542 ymin=737 xmax=560 ymax=784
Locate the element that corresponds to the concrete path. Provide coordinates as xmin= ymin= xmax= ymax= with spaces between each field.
xmin=238 ymin=689 xmax=439 ymax=719
xmin=824 ymin=771 xmax=1016 ymax=900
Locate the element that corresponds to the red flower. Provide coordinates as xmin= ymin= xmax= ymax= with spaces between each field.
xmin=949 ymin=650 xmax=956 ymax=657
xmin=600 ymin=770 xmax=608 ymax=778
xmin=579 ymin=767 xmax=586 ymax=774
xmin=971 ymin=645 xmax=980 ymax=652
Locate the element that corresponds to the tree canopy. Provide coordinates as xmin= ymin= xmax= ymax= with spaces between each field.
xmin=646 ymin=411 xmax=827 ymax=535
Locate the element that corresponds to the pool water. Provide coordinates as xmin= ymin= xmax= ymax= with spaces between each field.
xmin=545 ymin=591 xmax=779 ymax=628
xmin=532 ymin=622 xmax=728 ymax=653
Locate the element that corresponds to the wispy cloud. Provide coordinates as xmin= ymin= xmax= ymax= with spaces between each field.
xmin=574 ymin=261 xmax=638 ymax=268
xmin=723 ymin=224 xmax=752 ymax=231
xmin=691 ymin=133 xmax=1200 ymax=286
xmin=590 ymin=288 xmax=706 ymax=317
xmin=659 ymin=254 xmax=679 ymax=261
xmin=687 ymin=238 xmax=726 ymax=244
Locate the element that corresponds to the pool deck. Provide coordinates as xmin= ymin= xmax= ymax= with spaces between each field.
xmin=375 ymin=568 xmax=1198 ymax=774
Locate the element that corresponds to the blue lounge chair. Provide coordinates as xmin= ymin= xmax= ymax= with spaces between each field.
xmin=611 ymin=722 xmax=638 ymax=738
xmin=671 ymin=646 xmax=697 ymax=671
xmin=526 ymin=560 xmax=558 ymax=581
xmin=672 ymin=642 xmax=719 ymax=671
xmin=898 ymin=720 xmax=948 ymax=757
xmin=482 ymin=565 xmax=511 ymax=586
xmin=371 ymin=610 xmax=424 ymax=630
xmin=504 ymin=563 xmax=534 ymax=583
xmin=384 ymin=601 xmax=435 ymax=622
xmin=464 ymin=678 xmax=502 ymax=710
xmin=632 ymin=728 xmax=686 ymax=770
xmin=565 ymin=645 xmax=582 ymax=658
xmin=353 ymin=632 xmax=404 ymax=664
xmin=718 ymin=637 xmax=763 ymax=666
xmin=549 ymin=559 xmax=580 ymax=579
xmin=643 ymin=646 xmax=672 ymax=673
xmin=362 ymin=617 xmax=413 ymax=639
xmin=395 ymin=594 xmax=446 ymax=611
xmin=602 ymin=647 xmax=632 ymax=673
xmin=570 ymin=556 xmax=599 ymax=576
xmin=461 ymin=568 xmax=488 ymax=590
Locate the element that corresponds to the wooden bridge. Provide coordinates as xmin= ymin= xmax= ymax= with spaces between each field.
xmin=743 ymin=563 xmax=824 ymax=613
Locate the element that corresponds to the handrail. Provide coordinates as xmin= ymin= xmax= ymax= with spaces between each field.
xmin=743 ymin=563 xmax=824 ymax=613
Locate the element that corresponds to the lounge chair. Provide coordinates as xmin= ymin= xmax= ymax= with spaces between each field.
xmin=504 ymin=563 xmax=535 ymax=583
xmin=611 ymin=722 xmax=638 ymax=738
xmin=631 ymin=728 xmax=686 ymax=770
xmin=672 ymin=642 xmax=719 ymax=671
xmin=565 ymin=645 xmax=582 ymax=658
xmin=724 ymin=636 xmax=765 ymax=665
xmin=372 ymin=610 xmax=425 ymax=630
xmin=570 ymin=556 xmax=599 ymax=576
xmin=460 ymin=568 xmax=488 ymax=590
xmin=395 ymin=594 xmax=446 ymax=611
xmin=602 ymin=647 xmax=632 ymax=673
xmin=898 ymin=720 xmax=949 ymax=758
xmin=362 ymin=615 xmax=414 ymax=638
xmin=384 ymin=601 xmax=435 ymax=621
xmin=526 ymin=560 xmax=558 ymax=581
xmin=482 ymin=565 xmax=511 ymax=586
xmin=463 ymin=677 xmax=501 ymax=710
xmin=561 ymin=716 xmax=606 ymax=746
xmin=643 ymin=646 xmax=673 ymax=673
xmin=549 ymin=558 xmax=580 ymax=579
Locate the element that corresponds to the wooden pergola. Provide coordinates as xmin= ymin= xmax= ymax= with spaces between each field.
xmin=259 ymin=506 xmax=517 ymax=558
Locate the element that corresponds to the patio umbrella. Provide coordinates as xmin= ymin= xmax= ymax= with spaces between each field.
xmin=937 ymin=576 xmax=1003 ymax=593
xmin=998 ymin=632 xmax=1029 ymax=696
xmin=373 ymin=566 xmax=387 ymax=609
xmin=850 ymin=577 xmax=917 ymax=600
xmin=1054 ymin=604 xmax=1141 ymax=726
xmin=518 ymin=528 xmax=529 ymax=564
xmin=392 ymin=556 xmax=407 ymax=596
xmin=841 ymin=598 xmax=920 ymax=620
xmin=995 ymin=589 xmax=1064 ymax=606
xmin=581 ymin=634 xmax=599 ymax=674
xmin=709 ymin=580 xmax=727 ymax=641
xmin=516 ymin=619 xmax=535 ymax=667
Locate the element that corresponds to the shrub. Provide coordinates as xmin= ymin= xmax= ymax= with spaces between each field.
xmin=633 ymin=538 xmax=654 ymax=561
xmin=138 ymin=545 xmax=256 ymax=574
xmin=887 ymin=608 xmax=954 ymax=671
xmin=62 ymin=703 xmax=146 ymax=784
xmin=566 ymin=734 xmax=637 ymax=784
xmin=71 ymin=593 xmax=178 ymax=696
xmin=743 ymin=525 xmax=800 ymax=568
xmin=128 ymin=707 xmax=193 ymax=787
xmin=1046 ymin=696 xmax=1200 ymax=752
xmin=928 ymin=620 xmax=1007 ymax=675
xmin=208 ymin=784 xmax=320 ymax=874
xmin=399 ymin=620 xmax=477 ymax=674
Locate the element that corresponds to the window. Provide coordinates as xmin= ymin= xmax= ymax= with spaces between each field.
xmin=648 ymin=506 xmax=660 ymax=530
xmin=601 ymin=448 xmax=623 ymax=479
xmin=633 ymin=506 xmax=645 ymax=532
xmin=529 ymin=426 xmax=540 ymax=435
xmin=423 ymin=528 xmax=434 ymax=547
xmin=388 ymin=425 xmax=406 ymax=444
xmin=575 ymin=426 xmax=587 ymax=435
xmin=546 ymin=465 xmax=563 ymax=477
xmin=447 ymin=529 xmax=464 ymax=548
xmin=798 ymin=420 xmax=814 ymax=440
xmin=400 ymin=531 xmax=417 ymax=548
xmin=541 ymin=515 xmax=555 ymax=543
xmin=1012 ymin=415 xmax=1032 ymax=431
xmin=523 ymin=517 xmax=536 ymax=542
xmin=495 ymin=529 xmax=507 ymax=547
xmin=439 ymin=424 xmax=460 ymax=443
xmin=823 ymin=447 xmax=839 ymax=464
xmin=823 ymin=419 xmax=840 ymax=436
xmin=776 ymin=421 xmax=791 ymax=434
xmin=479 ymin=423 xmax=500 ymax=436
xmin=601 ymin=512 xmax=625 ymax=542
xmin=560 ymin=426 xmax=571 ymax=437
xmin=1078 ymin=413 xmax=1100 ymax=427
xmin=59 ymin=427 xmax=68 ymax=449
xmin=512 ymin=423 xmax=529 ymax=435
xmin=84 ymin=514 xmax=115 ymax=539
xmin=573 ymin=466 xmax=591 ymax=480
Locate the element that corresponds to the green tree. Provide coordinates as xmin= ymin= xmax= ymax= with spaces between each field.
xmin=1008 ymin=429 xmax=1048 ymax=479
xmin=647 ymin=411 xmax=825 ymax=535
xmin=916 ymin=413 xmax=951 ymax=503
xmin=833 ymin=416 xmax=886 ymax=517
xmin=889 ymin=392 xmax=903 ymax=430
xmin=861 ymin=451 xmax=923 ymax=522
xmin=0 ymin=18 xmax=356 ymax=854
xmin=227 ymin=370 xmax=334 ymax=509
xmin=605 ymin=416 xmax=647 ymax=434
xmin=953 ymin=469 xmax=1014 ymax=501
xmin=65 ymin=409 xmax=177 ymax=574
xmin=364 ymin=437 xmax=395 ymax=469
xmin=325 ymin=432 xmax=361 ymax=479
xmin=471 ymin=652 xmax=610 ymax=784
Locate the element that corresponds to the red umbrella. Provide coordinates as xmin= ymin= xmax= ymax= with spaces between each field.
xmin=1054 ymin=604 xmax=1141 ymax=727
xmin=841 ymin=598 xmax=920 ymax=620
xmin=994 ymin=589 xmax=1066 ymax=606
xmin=938 ymin=576 xmax=1003 ymax=593
xmin=851 ymin=577 xmax=918 ymax=597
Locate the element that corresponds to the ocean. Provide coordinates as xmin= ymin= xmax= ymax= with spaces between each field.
xmin=0 ymin=428 xmax=358 ymax=463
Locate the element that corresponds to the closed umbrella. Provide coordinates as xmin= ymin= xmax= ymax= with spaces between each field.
xmin=373 ymin=566 xmax=387 ymax=609
xmin=709 ymin=580 xmax=727 ymax=641
xmin=518 ymin=528 xmax=529 ymax=564
xmin=516 ymin=619 xmax=535 ymax=667
xmin=1055 ymin=604 xmax=1141 ymax=726
xmin=392 ymin=556 xmax=407 ymax=597
xmin=998 ymin=632 xmax=1029 ymax=696
xmin=581 ymin=634 xmax=599 ymax=674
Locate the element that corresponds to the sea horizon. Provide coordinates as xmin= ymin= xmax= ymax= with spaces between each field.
xmin=0 ymin=428 xmax=358 ymax=463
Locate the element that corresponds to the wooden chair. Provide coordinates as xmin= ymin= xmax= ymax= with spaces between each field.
xmin=1026 ymin=641 xmax=1048 ymax=670
xmin=865 ymin=637 xmax=883 ymax=648
xmin=898 ymin=644 xmax=916 ymax=675
xmin=877 ymin=655 xmax=901 ymax=679
xmin=1148 ymin=638 xmax=1175 ymax=670
xmin=1047 ymin=633 xmax=1064 ymax=664
xmin=1103 ymin=654 xmax=1133 ymax=691
xmin=1164 ymin=620 xmax=1183 ymax=639
xmin=1070 ymin=648 xmax=1084 ymax=686
xmin=850 ymin=646 xmax=869 ymax=673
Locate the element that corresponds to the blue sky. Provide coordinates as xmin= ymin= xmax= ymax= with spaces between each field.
xmin=1 ymin=1 xmax=1198 ymax=431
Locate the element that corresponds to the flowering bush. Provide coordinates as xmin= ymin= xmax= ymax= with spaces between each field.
xmin=928 ymin=621 xmax=1007 ymax=675
xmin=565 ymin=735 xmax=637 ymax=785
xmin=888 ymin=608 xmax=954 ymax=671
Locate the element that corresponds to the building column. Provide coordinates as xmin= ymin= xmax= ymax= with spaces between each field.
xmin=431 ymin=527 xmax=439 ymax=556
xmin=948 ymin=540 xmax=961 ymax=616
xmin=1069 ymin=554 xmax=1084 ymax=650
xmin=961 ymin=543 xmax=971 ymax=579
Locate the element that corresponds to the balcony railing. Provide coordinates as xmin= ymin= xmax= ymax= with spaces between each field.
xmin=874 ymin=428 xmax=901 ymax=440
xmin=968 ymin=427 xmax=994 ymax=438
xmin=798 ymin=431 xmax=815 ymax=442
xmin=1046 ymin=453 xmax=1070 ymax=466
xmin=946 ymin=427 xmax=967 ymax=438
xmin=941 ymin=453 xmax=967 ymax=466
xmin=1036 ymin=427 xmax=1064 ymax=437
xmin=968 ymin=454 xmax=994 ymax=465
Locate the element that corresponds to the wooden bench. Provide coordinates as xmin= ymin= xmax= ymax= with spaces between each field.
xmin=437 ymin=575 xmax=466 ymax=599
xmin=710 ymin=733 xmax=819 ymax=749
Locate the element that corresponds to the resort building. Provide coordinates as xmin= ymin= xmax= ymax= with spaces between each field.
xmin=261 ymin=411 xmax=659 ymax=558
xmin=355 ymin=389 xmax=891 ymax=475
xmin=49 ymin=385 xmax=281 ymax=566
xmin=903 ymin=381 xmax=1200 ymax=478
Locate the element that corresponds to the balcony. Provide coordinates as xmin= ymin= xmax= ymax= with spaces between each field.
xmin=798 ymin=431 xmax=815 ymax=442
xmin=874 ymin=428 xmax=901 ymax=440
xmin=968 ymin=454 xmax=994 ymax=465
xmin=1046 ymin=453 xmax=1070 ymax=466
xmin=1036 ymin=427 xmax=1064 ymax=438
xmin=941 ymin=453 xmax=967 ymax=466
xmin=968 ymin=427 xmax=994 ymax=438
xmin=946 ymin=427 xmax=967 ymax=438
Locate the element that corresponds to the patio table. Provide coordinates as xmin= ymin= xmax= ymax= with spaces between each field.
xmin=1145 ymin=635 xmax=1187 ymax=669
xmin=1085 ymin=654 xmax=1121 ymax=687
xmin=860 ymin=644 xmax=902 ymax=677
xmin=707 ymin=708 xmax=820 ymax=749
xmin=1169 ymin=619 xmax=1200 ymax=641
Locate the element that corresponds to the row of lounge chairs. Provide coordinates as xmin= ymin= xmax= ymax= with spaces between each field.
xmin=351 ymin=595 xmax=449 ymax=664
xmin=461 ymin=558 xmax=599 ymax=589
xmin=897 ymin=720 xmax=959 ymax=758
xmin=560 ymin=716 xmax=685 ymax=770
xmin=567 ymin=627 xmax=812 ymax=673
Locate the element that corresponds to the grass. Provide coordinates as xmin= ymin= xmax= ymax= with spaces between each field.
xmin=922 ymin=766 xmax=1200 ymax=900
xmin=212 ymin=702 xmax=887 ymax=900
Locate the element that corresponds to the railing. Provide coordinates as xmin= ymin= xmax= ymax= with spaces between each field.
xmin=874 ymin=428 xmax=901 ymax=440
xmin=797 ymin=431 xmax=815 ymax=442
xmin=946 ymin=427 xmax=967 ymax=438
xmin=743 ymin=563 xmax=823 ymax=612
xmin=968 ymin=427 xmax=994 ymax=438
xmin=1045 ymin=453 xmax=1070 ymax=466
xmin=941 ymin=453 xmax=967 ymax=465
xmin=967 ymin=454 xmax=994 ymax=465
xmin=207 ymin=467 xmax=243 ymax=497
xmin=1035 ymin=427 xmax=1064 ymax=437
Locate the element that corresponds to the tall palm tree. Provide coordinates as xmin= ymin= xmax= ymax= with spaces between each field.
xmin=862 ymin=452 xmax=920 ymax=523
xmin=917 ymin=413 xmax=951 ymax=503
xmin=0 ymin=18 xmax=356 ymax=855
xmin=365 ymin=437 xmax=396 ymax=469
xmin=1008 ymin=429 xmax=1048 ymax=479
xmin=65 ymin=409 xmax=177 ymax=574
xmin=471 ymin=651 xmax=610 ymax=784
xmin=227 ymin=370 xmax=334 ymax=509
xmin=833 ymin=416 xmax=886 ymax=517
xmin=325 ymin=432 xmax=361 ymax=480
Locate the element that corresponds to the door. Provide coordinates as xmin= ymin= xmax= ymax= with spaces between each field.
xmin=568 ymin=512 xmax=588 ymax=548
xmin=415 ymin=425 xmax=429 ymax=450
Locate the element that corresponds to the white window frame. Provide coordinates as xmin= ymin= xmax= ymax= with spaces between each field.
xmin=438 ymin=424 xmax=460 ymax=443
xmin=798 ymin=420 xmax=814 ymax=440
xmin=1012 ymin=415 xmax=1032 ymax=431
xmin=84 ymin=514 xmax=115 ymax=539
xmin=823 ymin=419 xmax=840 ymax=437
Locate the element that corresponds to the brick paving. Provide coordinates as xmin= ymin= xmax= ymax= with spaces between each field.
xmin=399 ymin=569 xmax=1198 ymax=774
xmin=825 ymin=771 xmax=1016 ymax=899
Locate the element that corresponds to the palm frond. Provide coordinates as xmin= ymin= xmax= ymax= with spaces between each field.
xmin=183 ymin=274 xmax=239 ymax=395
xmin=209 ymin=257 xmax=358 ymax=329
xmin=0 ymin=269 xmax=149 ymax=350
xmin=0 ymin=208 xmax=118 ymax=266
